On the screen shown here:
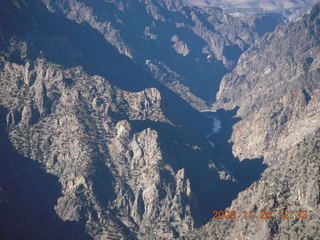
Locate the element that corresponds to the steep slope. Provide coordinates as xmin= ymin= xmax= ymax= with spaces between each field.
xmin=190 ymin=3 xmax=320 ymax=239
xmin=193 ymin=129 xmax=320 ymax=240
xmin=213 ymin=2 xmax=320 ymax=164
xmin=2 ymin=0 xmax=318 ymax=239
xmin=0 ymin=107 xmax=92 ymax=240
xmin=39 ymin=0 xmax=257 ymax=108
xmin=0 ymin=0 xmax=255 ymax=239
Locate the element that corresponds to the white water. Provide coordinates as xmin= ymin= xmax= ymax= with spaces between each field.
xmin=212 ymin=117 xmax=221 ymax=133
xmin=204 ymin=115 xmax=234 ymax=177
xmin=205 ymin=117 xmax=221 ymax=147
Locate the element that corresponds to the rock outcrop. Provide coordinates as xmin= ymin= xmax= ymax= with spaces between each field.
xmin=193 ymin=129 xmax=320 ymax=240
xmin=1 ymin=0 xmax=319 ymax=239
xmin=191 ymin=3 xmax=320 ymax=239
xmin=39 ymin=0 xmax=257 ymax=108
xmin=213 ymin=3 xmax=320 ymax=164
xmin=0 ymin=0 xmax=245 ymax=239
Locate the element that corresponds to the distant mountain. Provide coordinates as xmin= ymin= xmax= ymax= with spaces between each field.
xmin=184 ymin=0 xmax=318 ymax=20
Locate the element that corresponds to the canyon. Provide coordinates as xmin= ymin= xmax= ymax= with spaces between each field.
xmin=0 ymin=0 xmax=319 ymax=239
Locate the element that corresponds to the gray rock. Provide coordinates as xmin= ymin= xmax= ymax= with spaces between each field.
xmin=213 ymin=3 xmax=320 ymax=164
xmin=40 ymin=0 xmax=257 ymax=107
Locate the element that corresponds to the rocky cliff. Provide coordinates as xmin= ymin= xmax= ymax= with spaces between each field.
xmin=0 ymin=0 xmax=249 ymax=239
xmin=39 ymin=0 xmax=257 ymax=108
xmin=213 ymin=2 xmax=320 ymax=164
xmin=0 ymin=0 xmax=319 ymax=239
xmin=191 ymin=3 xmax=320 ymax=239
xmin=193 ymin=129 xmax=320 ymax=240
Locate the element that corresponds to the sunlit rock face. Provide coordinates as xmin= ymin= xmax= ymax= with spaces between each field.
xmin=1 ymin=0 xmax=320 ymax=239
xmin=0 ymin=0 xmax=250 ymax=239
xmin=191 ymin=4 xmax=320 ymax=239
xmin=213 ymin=3 xmax=320 ymax=163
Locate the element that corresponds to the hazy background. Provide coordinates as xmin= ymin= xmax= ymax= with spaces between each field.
xmin=183 ymin=0 xmax=319 ymax=19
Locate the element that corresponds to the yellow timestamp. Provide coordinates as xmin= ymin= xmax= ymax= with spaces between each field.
xmin=211 ymin=210 xmax=309 ymax=220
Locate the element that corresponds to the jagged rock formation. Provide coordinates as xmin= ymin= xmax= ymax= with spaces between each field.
xmin=192 ymin=129 xmax=320 ymax=240
xmin=190 ymin=3 xmax=320 ymax=239
xmin=1 ymin=0 xmax=319 ymax=239
xmin=0 ymin=0 xmax=252 ymax=239
xmin=0 ymin=52 xmax=251 ymax=238
xmin=213 ymin=2 xmax=320 ymax=164
xmin=39 ymin=0 xmax=257 ymax=108
xmin=0 ymin=106 xmax=92 ymax=240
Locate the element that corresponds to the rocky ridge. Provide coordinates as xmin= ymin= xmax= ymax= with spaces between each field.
xmin=193 ymin=129 xmax=320 ymax=240
xmin=40 ymin=0 xmax=257 ymax=108
xmin=189 ymin=3 xmax=320 ymax=239
xmin=0 ymin=0 xmax=248 ymax=239
xmin=0 ymin=0 xmax=319 ymax=239
xmin=213 ymin=3 xmax=320 ymax=164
